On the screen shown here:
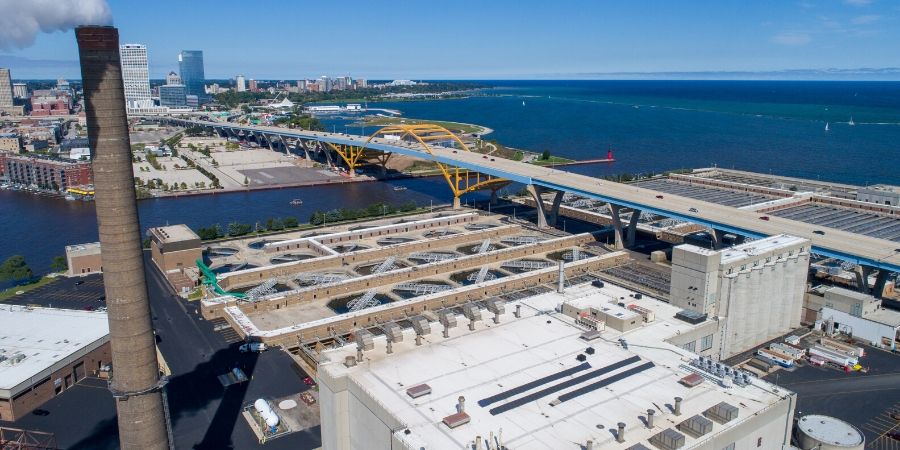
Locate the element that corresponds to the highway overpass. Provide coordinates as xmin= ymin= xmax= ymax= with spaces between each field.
xmin=152 ymin=117 xmax=900 ymax=273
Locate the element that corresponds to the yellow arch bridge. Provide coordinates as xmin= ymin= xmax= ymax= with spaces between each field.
xmin=324 ymin=124 xmax=509 ymax=208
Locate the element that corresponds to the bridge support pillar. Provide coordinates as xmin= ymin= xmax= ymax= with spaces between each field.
xmin=873 ymin=270 xmax=889 ymax=299
xmin=711 ymin=229 xmax=726 ymax=250
xmin=297 ymin=140 xmax=313 ymax=160
xmin=854 ymin=265 xmax=873 ymax=294
xmin=609 ymin=203 xmax=625 ymax=250
xmin=453 ymin=196 xmax=462 ymax=210
xmin=626 ymin=209 xmax=641 ymax=248
xmin=548 ymin=191 xmax=565 ymax=226
xmin=490 ymin=188 xmax=499 ymax=205
xmin=526 ymin=185 xmax=549 ymax=228
xmin=375 ymin=153 xmax=391 ymax=177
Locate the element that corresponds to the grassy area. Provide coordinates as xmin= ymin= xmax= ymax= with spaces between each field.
xmin=0 ymin=276 xmax=57 ymax=301
xmin=530 ymin=155 xmax=576 ymax=166
xmin=186 ymin=288 xmax=203 ymax=301
xmin=364 ymin=116 xmax=487 ymax=135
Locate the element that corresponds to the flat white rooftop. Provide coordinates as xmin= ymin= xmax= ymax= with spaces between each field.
xmin=0 ymin=305 xmax=109 ymax=398
xmin=720 ymin=234 xmax=808 ymax=265
xmin=319 ymin=284 xmax=792 ymax=449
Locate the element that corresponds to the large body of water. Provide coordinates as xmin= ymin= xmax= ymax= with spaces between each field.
xmin=3 ymin=80 xmax=899 ymax=284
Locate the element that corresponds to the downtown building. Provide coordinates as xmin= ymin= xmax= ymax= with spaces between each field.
xmin=178 ymin=50 xmax=207 ymax=103
xmin=119 ymin=44 xmax=153 ymax=111
xmin=0 ymin=68 xmax=24 ymax=116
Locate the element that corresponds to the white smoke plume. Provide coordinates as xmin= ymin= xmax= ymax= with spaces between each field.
xmin=0 ymin=0 xmax=112 ymax=50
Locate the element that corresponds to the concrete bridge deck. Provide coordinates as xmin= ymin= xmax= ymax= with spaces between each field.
xmin=157 ymin=118 xmax=900 ymax=272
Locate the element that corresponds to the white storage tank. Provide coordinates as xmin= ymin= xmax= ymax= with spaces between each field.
xmin=797 ymin=415 xmax=864 ymax=450
xmin=254 ymin=398 xmax=280 ymax=428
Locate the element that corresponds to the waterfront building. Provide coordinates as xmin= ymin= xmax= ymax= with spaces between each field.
xmin=855 ymin=184 xmax=898 ymax=206
xmin=354 ymin=79 xmax=367 ymax=89
xmin=148 ymin=224 xmax=202 ymax=292
xmin=119 ymin=44 xmax=153 ymax=111
xmin=0 ymin=305 xmax=111 ymax=422
xmin=178 ymin=50 xmax=206 ymax=102
xmin=317 ymin=287 xmax=797 ymax=450
xmin=159 ymin=84 xmax=187 ymax=108
xmin=0 ymin=68 xmax=13 ymax=108
xmin=670 ymin=235 xmax=810 ymax=359
xmin=3 ymin=154 xmax=93 ymax=191
xmin=12 ymin=82 xmax=28 ymax=99
xmin=66 ymin=242 xmax=103 ymax=275
xmin=236 ymin=75 xmax=246 ymax=92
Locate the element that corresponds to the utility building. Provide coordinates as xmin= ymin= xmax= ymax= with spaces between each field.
xmin=670 ymin=235 xmax=810 ymax=359
xmin=316 ymin=288 xmax=796 ymax=450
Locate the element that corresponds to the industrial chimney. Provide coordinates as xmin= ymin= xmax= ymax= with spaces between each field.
xmin=75 ymin=26 xmax=171 ymax=450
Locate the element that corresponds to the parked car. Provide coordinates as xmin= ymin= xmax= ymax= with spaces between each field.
xmin=689 ymin=207 xmax=698 ymax=213
xmin=655 ymin=195 xmax=664 ymax=199
xmin=239 ymin=342 xmax=267 ymax=353
xmin=74 ymin=280 xmax=85 ymax=286
xmin=303 ymin=376 xmax=315 ymax=386
xmin=812 ymin=230 xmax=825 ymax=235
xmin=759 ymin=216 xmax=770 ymax=221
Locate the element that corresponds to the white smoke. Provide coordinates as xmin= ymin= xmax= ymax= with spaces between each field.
xmin=0 ymin=0 xmax=112 ymax=50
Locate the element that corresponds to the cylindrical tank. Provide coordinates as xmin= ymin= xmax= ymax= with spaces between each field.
xmin=254 ymin=399 xmax=279 ymax=428
xmin=797 ymin=415 xmax=864 ymax=450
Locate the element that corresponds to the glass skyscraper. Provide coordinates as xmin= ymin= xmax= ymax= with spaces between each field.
xmin=178 ymin=50 xmax=206 ymax=103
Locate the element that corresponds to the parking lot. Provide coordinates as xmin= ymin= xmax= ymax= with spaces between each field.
xmin=2 ymin=274 xmax=106 ymax=310
xmin=1 ymin=255 xmax=322 ymax=450
xmin=764 ymin=346 xmax=900 ymax=447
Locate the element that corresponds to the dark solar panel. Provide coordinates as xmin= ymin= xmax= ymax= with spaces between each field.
xmin=556 ymin=362 xmax=655 ymax=403
xmin=489 ymin=355 xmax=641 ymax=415
xmin=478 ymin=362 xmax=592 ymax=407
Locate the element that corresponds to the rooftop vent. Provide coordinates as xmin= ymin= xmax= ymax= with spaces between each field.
xmin=679 ymin=373 xmax=704 ymax=388
xmin=649 ymin=428 xmax=686 ymax=450
xmin=674 ymin=309 xmax=707 ymax=325
xmin=678 ymin=414 xmax=713 ymax=437
xmin=406 ymin=383 xmax=432 ymax=399
xmin=410 ymin=316 xmax=431 ymax=336
xmin=354 ymin=329 xmax=374 ymax=351
xmin=704 ymin=402 xmax=739 ymax=424
xmin=442 ymin=412 xmax=470 ymax=429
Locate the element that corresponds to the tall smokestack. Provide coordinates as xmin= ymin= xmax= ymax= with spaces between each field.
xmin=75 ymin=26 xmax=171 ymax=450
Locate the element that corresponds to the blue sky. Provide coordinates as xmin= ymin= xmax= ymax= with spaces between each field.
xmin=1 ymin=0 xmax=898 ymax=79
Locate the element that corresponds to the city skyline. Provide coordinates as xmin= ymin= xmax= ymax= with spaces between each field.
xmin=1 ymin=0 xmax=899 ymax=80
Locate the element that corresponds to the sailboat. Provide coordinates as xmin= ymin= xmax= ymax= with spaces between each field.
xmin=522 ymin=100 xmax=526 ymax=106
xmin=848 ymin=117 xmax=855 ymax=126
xmin=824 ymin=122 xmax=830 ymax=132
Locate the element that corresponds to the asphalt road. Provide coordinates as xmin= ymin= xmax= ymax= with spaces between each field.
xmin=765 ymin=347 xmax=900 ymax=448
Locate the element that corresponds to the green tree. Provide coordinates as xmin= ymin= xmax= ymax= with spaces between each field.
xmin=50 ymin=255 xmax=68 ymax=273
xmin=180 ymin=182 xmax=188 ymax=190
xmin=0 ymin=255 xmax=33 ymax=283
xmin=541 ymin=150 xmax=551 ymax=160
xmin=283 ymin=216 xmax=299 ymax=228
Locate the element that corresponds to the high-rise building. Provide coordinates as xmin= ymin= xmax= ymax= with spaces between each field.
xmin=178 ymin=50 xmax=206 ymax=102
xmin=296 ymin=80 xmax=307 ymax=92
xmin=355 ymin=79 xmax=368 ymax=89
xmin=12 ymin=83 xmax=28 ymax=99
xmin=248 ymin=79 xmax=258 ymax=92
xmin=118 ymin=44 xmax=152 ymax=110
xmin=0 ymin=68 xmax=13 ymax=108
xmin=236 ymin=75 xmax=246 ymax=92
xmin=159 ymin=85 xmax=187 ymax=108
xmin=318 ymin=76 xmax=332 ymax=92
xmin=165 ymin=71 xmax=181 ymax=85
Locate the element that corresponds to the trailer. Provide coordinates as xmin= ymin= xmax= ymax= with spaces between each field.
xmin=769 ymin=342 xmax=805 ymax=360
xmin=746 ymin=357 xmax=773 ymax=373
xmin=756 ymin=348 xmax=794 ymax=368
xmin=820 ymin=337 xmax=865 ymax=358
xmin=808 ymin=345 xmax=858 ymax=368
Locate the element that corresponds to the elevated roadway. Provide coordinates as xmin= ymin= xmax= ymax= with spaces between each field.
xmin=156 ymin=118 xmax=900 ymax=272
